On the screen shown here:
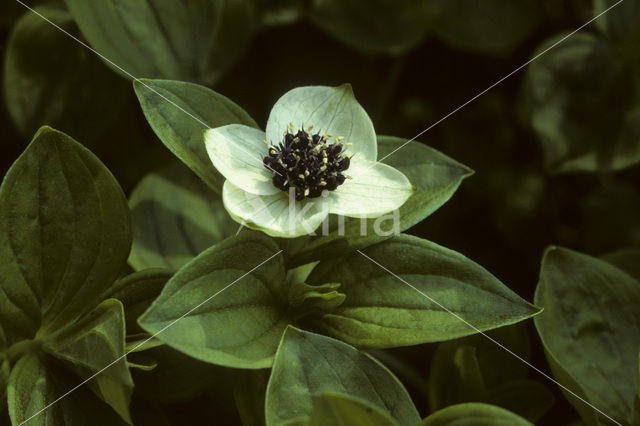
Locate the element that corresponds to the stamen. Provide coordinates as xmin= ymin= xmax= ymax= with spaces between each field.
xmin=262 ymin=126 xmax=351 ymax=200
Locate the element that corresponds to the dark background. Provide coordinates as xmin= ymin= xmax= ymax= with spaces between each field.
xmin=2 ymin=0 xmax=639 ymax=424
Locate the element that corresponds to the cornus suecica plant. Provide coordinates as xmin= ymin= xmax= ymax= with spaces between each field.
xmin=204 ymin=85 xmax=413 ymax=237
xmin=4 ymin=1 xmax=640 ymax=423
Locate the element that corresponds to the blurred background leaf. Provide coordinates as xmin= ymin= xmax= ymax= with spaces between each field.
xmin=307 ymin=0 xmax=429 ymax=55
xmin=428 ymin=0 xmax=543 ymax=55
xmin=2 ymin=3 xmax=128 ymax=145
xmin=64 ymin=0 xmax=256 ymax=86
xmin=521 ymin=32 xmax=639 ymax=173
xmin=128 ymin=163 xmax=235 ymax=271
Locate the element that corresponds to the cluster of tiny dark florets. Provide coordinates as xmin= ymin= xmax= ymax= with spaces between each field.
xmin=263 ymin=127 xmax=351 ymax=201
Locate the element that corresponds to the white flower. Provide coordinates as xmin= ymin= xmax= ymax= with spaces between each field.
xmin=204 ymin=84 xmax=413 ymax=238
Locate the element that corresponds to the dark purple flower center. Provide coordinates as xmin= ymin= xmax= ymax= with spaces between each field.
xmin=263 ymin=127 xmax=350 ymax=201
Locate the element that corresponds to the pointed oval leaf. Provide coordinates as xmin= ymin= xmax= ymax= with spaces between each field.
xmin=138 ymin=231 xmax=288 ymax=369
xmin=265 ymin=326 xmax=420 ymax=426
xmin=134 ymin=78 xmax=259 ymax=193
xmin=306 ymin=234 xmax=541 ymax=348
xmin=534 ymin=247 xmax=640 ymax=425
xmin=128 ymin=163 xmax=236 ymax=271
xmin=0 ymin=127 xmax=131 ymax=337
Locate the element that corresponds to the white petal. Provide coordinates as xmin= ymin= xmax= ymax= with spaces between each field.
xmin=265 ymin=85 xmax=377 ymax=161
xmin=204 ymin=124 xmax=279 ymax=196
xmin=223 ymin=181 xmax=329 ymax=238
xmin=329 ymin=160 xmax=414 ymax=218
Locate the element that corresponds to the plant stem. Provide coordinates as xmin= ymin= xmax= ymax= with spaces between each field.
xmin=2 ymin=339 xmax=40 ymax=364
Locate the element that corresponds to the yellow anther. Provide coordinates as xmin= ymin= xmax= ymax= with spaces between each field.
xmin=326 ymin=133 xmax=333 ymax=138
xmin=320 ymin=180 xmax=327 ymax=186
xmin=336 ymin=136 xmax=345 ymax=141
xmin=307 ymin=125 xmax=314 ymax=130
xmin=346 ymin=142 xmax=353 ymax=147
xmin=270 ymin=149 xmax=276 ymax=155
xmin=263 ymin=140 xmax=269 ymax=145
xmin=320 ymin=165 xmax=327 ymax=171
xmin=304 ymin=188 xmax=310 ymax=196
xmin=314 ymin=145 xmax=322 ymax=152
xmin=289 ymin=122 xmax=294 ymax=129
xmin=323 ymin=157 xmax=328 ymax=164
xmin=298 ymin=174 xmax=305 ymax=179
xmin=304 ymin=170 xmax=310 ymax=176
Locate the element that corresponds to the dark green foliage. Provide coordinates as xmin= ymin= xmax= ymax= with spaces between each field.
xmin=1 ymin=1 xmax=639 ymax=425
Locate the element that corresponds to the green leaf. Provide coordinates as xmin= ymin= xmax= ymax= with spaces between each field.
xmin=419 ymin=403 xmax=534 ymax=426
xmin=600 ymin=248 xmax=640 ymax=281
xmin=64 ymin=0 xmax=255 ymax=85
xmin=288 ymin=136 xmax=472 ymax=266
xmin=254 ymin=0 xmax=304 ymax=27
xmin=309 ymin=392 xmax=400 ymax=426
xmin=132 ymin=345 xmax=231 ymax=404
xmin=0 ymin=359 xmax=9 ymax=415
xmin=7 ymin=354 xmax=64 ymax=425
xmin=265 ymin=326 xmax=420 ymax=426
xmin=138 ymin=231 xmax=288 ymax=369
xmin=234 ymin=369 xmax=270 ymax=426
xmin=306 ymin=234 xmax=541 ymax=348
xmin=426 ymin=324 xmax=551 ymax=422
xmin=0 ymin=126 xmax=131 ymax=338
xmin=7 ymin=354 xmax=128 ymax=426
xmin=428 ymin=344 xmax=487 ymax=410
xmin=522 ymin=33 xmax=639 ymax=173
xmin=134 ymin=78 xmax=259 ymax=193
xmin=42 ymin=299 xmax=133 ymax=424
xmin=594 ymin=0 xmax=640 ymax=44
xmin=534 ymin=247 xmax=640 ymax=425
xmin=307 ymin=0 xmax=428 ymax=55
xmin=101 ymin=269 xmax=171 ymax=335
xmin=429 ymin=323 xmax=531 ymax=396
xmin=2 ymin=4 xmax=128 ymax=144
xmin=485 ymin=380 xmax=555 ymax=424
xmin=128 ymin=163 xmax=236 ymax=271
xmin=429 ymin=0 xmax=542 ymax=55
